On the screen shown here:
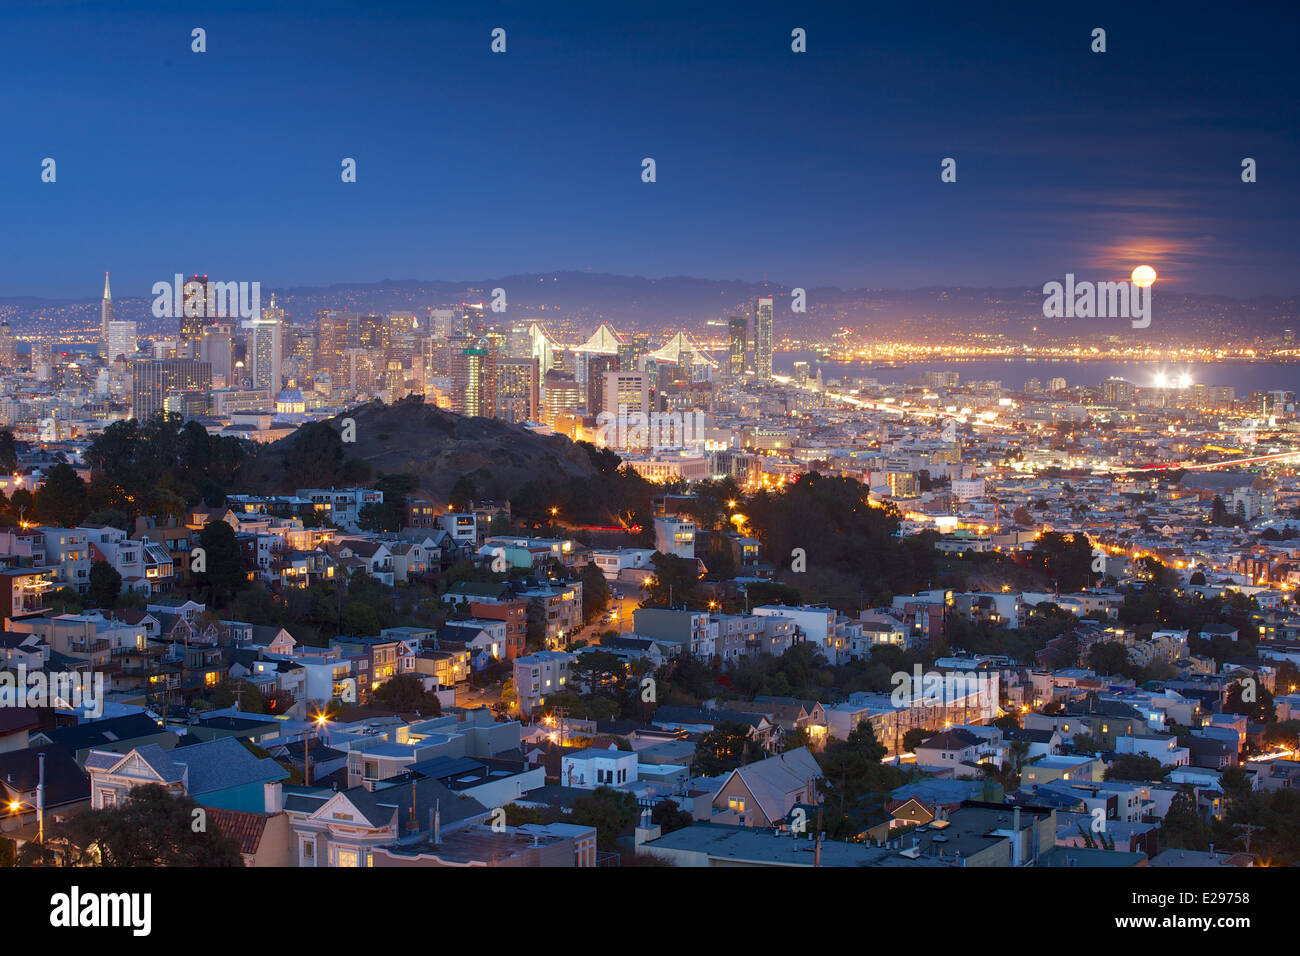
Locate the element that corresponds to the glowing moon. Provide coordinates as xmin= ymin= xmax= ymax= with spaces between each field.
xmin=1131 ymin=265 xmax=1157 ymax=288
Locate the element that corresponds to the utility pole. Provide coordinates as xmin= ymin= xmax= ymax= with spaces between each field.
xmin=813 ymin=805 xmax=823 ymax=867
xmin=37 ymin=751 xmax=45 ymax=845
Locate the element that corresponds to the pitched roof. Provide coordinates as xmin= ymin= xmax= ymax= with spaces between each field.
xmin=922 ymin=729 xmax=987 ymax=751
xmin=206 ymin=807 xmax=270 ymax=854
xmin=40 ymin=713 xmax=166 ymax=751
xmin=720 ymin=748 xmax=823 ymax=823
xmin=0 ymin=744 xmax=89 ymax=806
xmin=169 ymin=737 xmax=289 ymax=795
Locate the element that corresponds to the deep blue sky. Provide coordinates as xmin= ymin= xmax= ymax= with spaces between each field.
xmin=2 ymin=0 xmax=1297 ymax=298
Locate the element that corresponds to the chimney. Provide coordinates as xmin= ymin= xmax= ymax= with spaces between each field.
xmin=263 ymin=781 xmax=283 ymax=814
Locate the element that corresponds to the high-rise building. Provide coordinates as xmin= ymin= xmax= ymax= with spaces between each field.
xmin=542 ymin=371 xmax=582 ymax=425
xmin=99 ymin=272 xmax=115 ymax=359
xmin=105 ymin=320 xmax=138 ymax=364
xmin=290 ymin=324 xmax=317 ymax=376
xmin=317 ymin=310 xmax=350 ymax=378
xmin=428 ymin=308 xmax=455 ymax=338
xmin=1100 ymin=377 xmax=1135 ymax=404
xmin=602 ymin=370 xmax=650 ymax=419
xmin=132 ymin=359 xmax=212 ymax=420
xmin=496 ymin=358 xmax=539 ymax=423
xmin=754 ymin=297 xmax=773 ymax=381
xmin=728 ymin=314 xmax=748 ymax=379
xmin=586 ymin=354 xmax=618 ymax=413
xmin=618 ymin=333 xmax=649 ymax=373
xmin=451 ymin=342 xmax=497 ymax=418
xmin=0 ymin=323 xmax=16 ymax=370
xmin=180 ymin=275 xmax=211 ymax=343
xmin=249 ymin=318 xmax=282 ymax=392
xmin=457 ymin=303 xmax=488 ymax=338
xmin=200 ymin=323 xmax=234 ymax=387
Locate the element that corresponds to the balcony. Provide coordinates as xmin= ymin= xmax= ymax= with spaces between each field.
xmin=69 ymin=639 xmax=111 ymax=654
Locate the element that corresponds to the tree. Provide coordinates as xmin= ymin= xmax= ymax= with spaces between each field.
xmin=694 ymin=721 xmax=754 ymax=776
xmin=816 ymin=722 xmax=895 ymax=821
xmin=1224 ymin=680 xmax=1276 ymax=724
xmin=49 ymin=783 xmax=242 ymax=866
xmin=570 ymin=786 xmax=640 ymax=851
xmin=33 ymin=463 xmax=89 ymax=527
xmin=1160 ymin=788 xmax=1211 ymax=850
xmin=283 ymin=421 xmax=345 ymax=490
xmin=0 ymin=429 xmax=18 ymax=475
xmin=570 ymin=650 xmax=626 ymax=696
xmin=650 ymin=799 xmax=695 ymax=834
xmin=1104 ymin=754 xmax=1168 ymax=782
xmin=196 ymin=519 xmax=247 ymax=606
xmin=903 ymin=727 xmax=935 ymax=752
xmin=1210 ymin=496 xmax=1231 ymax=526
xmin=1031 ymin=531 xmax=1096 ymax=592
xmin=371 ymin=674 xmax=442 ymax=716
xmin=342 ymin=457 xmax=372 ymax=484
xmin=341 ymin=599 xmax=381 ymax=637
xmin=1088 ymin=641 xmax=1131 ymax=677
xmin=580 ymin=561 xmax=611 ymax=622
xmin=525 ymin=597 xmax=548 ymax=650
xmin=644 ymin=552 xmax=700 ymax=607
xmin=209 ymin=679 xmax=268 ymax=713
xmin=87 ymin=561 xmax=123 ymax=609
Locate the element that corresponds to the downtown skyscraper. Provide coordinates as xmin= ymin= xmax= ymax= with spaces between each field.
xmin=754 ymin=296 xmax=773 ymax=381
xmin=249 ymin=294 xmax=283 ymax=392
xmin=99 ymin=272 xmax=114 ymax=358
xmin=728 ymin=313 xmax=748 ymax=379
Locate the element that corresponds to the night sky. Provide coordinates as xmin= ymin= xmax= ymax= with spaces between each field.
xmin=2 ymin=0 xmax=1296 ymax=298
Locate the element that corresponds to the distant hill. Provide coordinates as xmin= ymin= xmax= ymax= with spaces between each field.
xmin=241 ymin=395 xmax=605 ymax=506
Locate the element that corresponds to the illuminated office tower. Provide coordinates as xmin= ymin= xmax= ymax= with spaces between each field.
xmin=754 ymin=297 xmax=773 ymax=382
xmin=356 ymin=313 xmax=384 ymax=353
xmin=602 ymin=370 xmax=650 ymax=419
xmin=249 ymin=319 xmax=283 ymax=392
xmin=423 ymin=335 xmax=452 ymax=378
xmin=132 ymin=358 xmax=212 ymax=420
xmin=728 ymin=313 xmax=748 ymax=378
xmin=457 ymin=303 xmax=488 ymax=337
xmin=618 ymin=334 xmax=649 ymax=373
xmin=317 ymin=310 xmax=350 ymax=377
xmin=200 ymin=323 xmax=234 ymax=387
xmin=30 ymin=341 xmax=51 ymax=369
xmin=0 ymin=323 xmax=15 ymax=370
xmin=105 ymin=320 xmax=138 ymax=364
xmin=180 ymin=275 xmax=211 ymax=343
xmin=586 ymin=354 xmax=618 ymax=413
xmin=601 ymin=370 xmax=650 ymax=449
xmin=451 ymin=341 xmax=497 ymax=418
xmin=386 ymin=311 xmax=417 ymax=365
xmin=99 ymin=272 xmax=115 ymax=358
xmin=290 ymin=325 xmax=317 ymax=376
xmin=495 ymin=358 xmax=539 ymax=422
xmin=428 ymin=308 xmax=455 ymax=338
xmin=385 ymin=360 xmax=407 ymax=399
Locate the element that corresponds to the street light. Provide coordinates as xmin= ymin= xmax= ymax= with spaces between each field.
xmin=7 ymin=752 xmax=44 ymax=844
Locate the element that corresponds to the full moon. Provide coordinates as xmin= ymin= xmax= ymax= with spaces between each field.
xmin=1132 ymin=265 xmax=1157 ymax=288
